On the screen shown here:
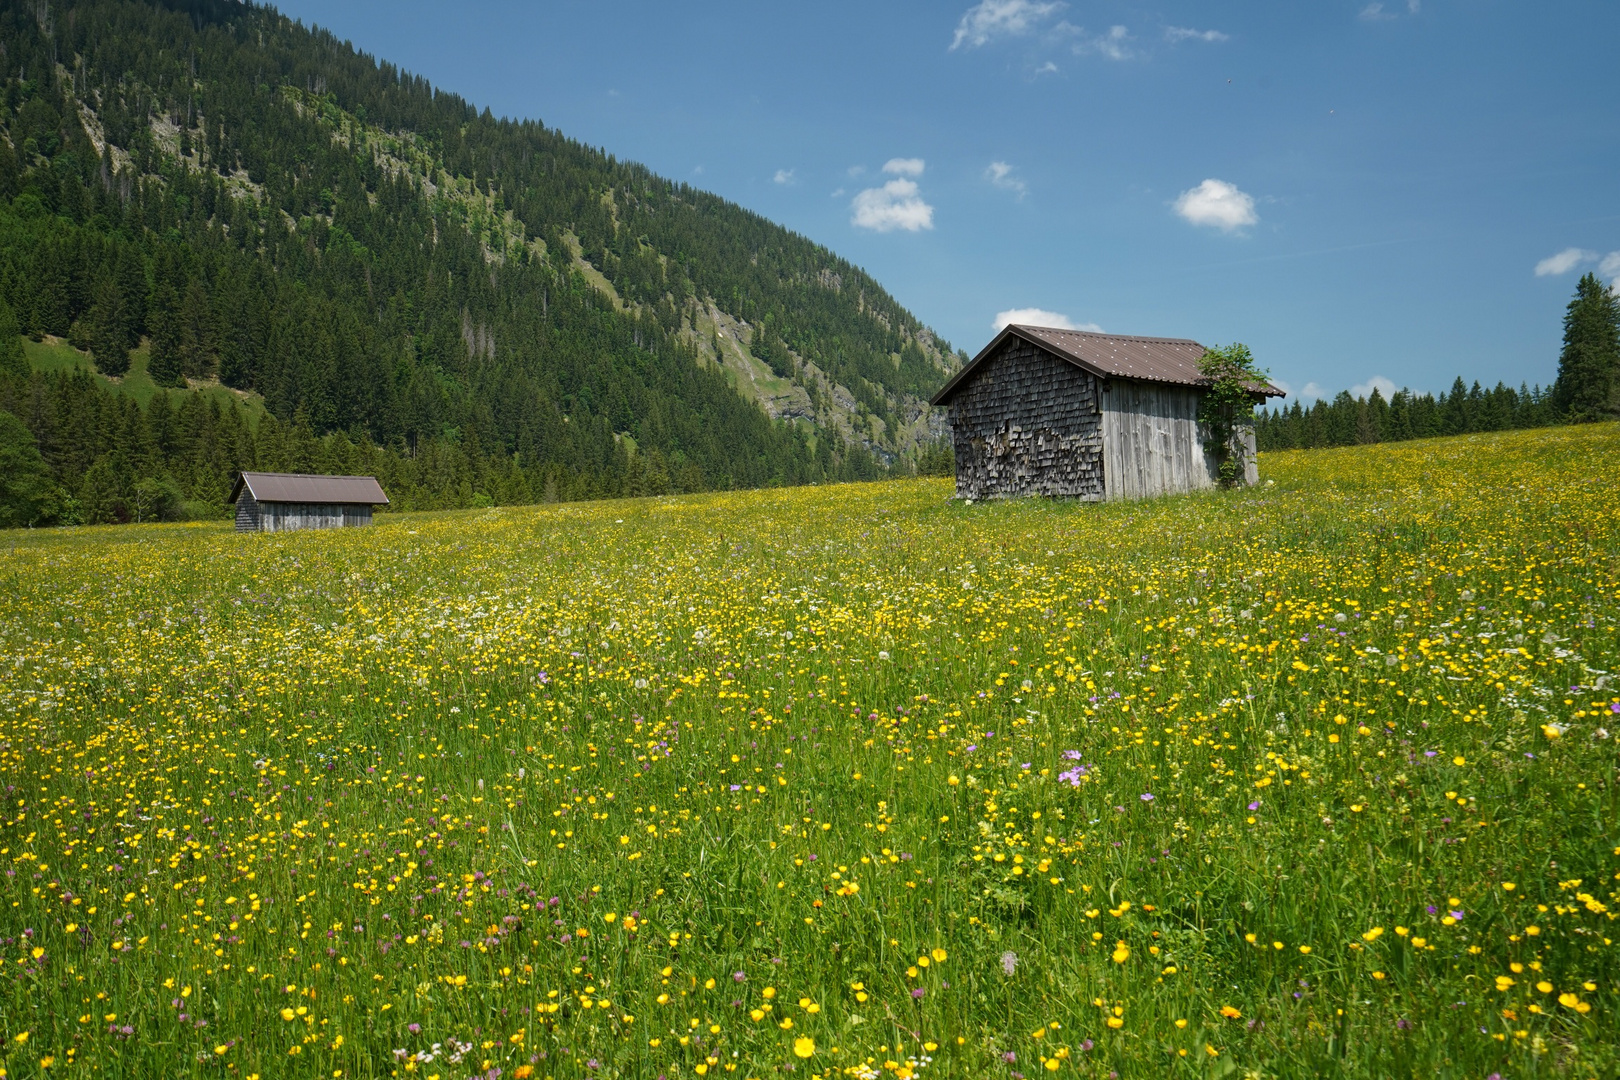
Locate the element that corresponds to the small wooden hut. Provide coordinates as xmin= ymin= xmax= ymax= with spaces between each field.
xmin=230 ymin=472 xmax=389 ymax=532
xmin=930 ymin=325 xmax=1283 ymax=501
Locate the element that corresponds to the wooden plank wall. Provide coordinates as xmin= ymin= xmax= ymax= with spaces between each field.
xmin=1100 ymin=380 xmax=1221 ymax=500
xmin=258 ymin=503 xmax=374 ymax=532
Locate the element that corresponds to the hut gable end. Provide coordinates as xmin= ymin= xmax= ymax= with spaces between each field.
xmin=946 ymin=336 xmax=1104 ymax=500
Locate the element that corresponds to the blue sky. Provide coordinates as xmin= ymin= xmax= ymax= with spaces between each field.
xmin=273 ymin=0 xmax=1619 ymax=402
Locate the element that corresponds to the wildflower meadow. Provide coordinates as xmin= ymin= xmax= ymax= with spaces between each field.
xmin=2 ymin=424 xmax=1617 ymax=1080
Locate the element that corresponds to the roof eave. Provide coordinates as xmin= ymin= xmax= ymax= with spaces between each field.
xmin=252 ymin=498 xmax=389 ymax=506
xmin=929 ymin=325 xmax=1111 ymax=406
xmin=929 ymin=324 xmax=1286 ymax=404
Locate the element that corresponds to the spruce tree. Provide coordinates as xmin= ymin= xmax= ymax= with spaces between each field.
xmin=1553 ymin=273 xmax=1620 ymax=421
xmin=113 ymin=247 xmax=148 ymax=345
xmin=85 ymin=276 xmax=131 ymax=377
xmin=0 ymin=294 xmax=27 ymax=385
xmin=179 ymin=279 xmax=217 ymax=378
xmin=145 ymin=281 xmax=186 ymax=387
xmin=0 ymin=410 xmax=57 ymax=527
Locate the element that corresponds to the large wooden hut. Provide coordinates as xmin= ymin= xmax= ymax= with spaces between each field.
xmin=930 ymin=325 xmax=1284 ymax=501
xmin=230 ymin=472 xmax=389 ymax=532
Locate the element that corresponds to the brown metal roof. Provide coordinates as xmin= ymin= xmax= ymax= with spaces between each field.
xmin=230 ymin=472 xmax=389 ymax=506
xmin=930 ymin=324 xmax=1285 ymax=405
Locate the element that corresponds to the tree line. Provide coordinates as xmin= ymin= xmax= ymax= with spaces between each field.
xmin=1257 ymin=273 xmax=1619 ymax=451
xmin=0 ymin=300 xmax=889 ymax=528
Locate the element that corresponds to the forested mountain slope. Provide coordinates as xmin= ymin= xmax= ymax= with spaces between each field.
xmin=0 ymin=0 xmax=960 ymax=524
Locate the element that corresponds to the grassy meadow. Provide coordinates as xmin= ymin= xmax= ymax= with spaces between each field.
xmin=1 ymin=425 xmax=1618 ymax=1080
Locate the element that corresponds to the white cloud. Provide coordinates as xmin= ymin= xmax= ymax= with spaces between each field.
xmin=1534 ymin=247 xmax=1597 ymax=276
xmin=992 ymin=308 xmax=1101 ymax=332
xmin=951 ymin=0 xmax=1065 ymax=50
xmin=1165 ymin=26 xmax=1229 ymax=43
xmin=1600 ymin=252 xmax=1620 ymax=294
xmin=986 ymin=161 xmax=1026 ymax=196
xmin=829 ymin=187 xmax=846 ymax=198
xmin=1300 ymin=381 xmax=1326 ymax=401
xmin=1269 ymin=378 xmax=1293 ymax=398
xmin=1034 ymin=60 xmax=1059 ymax=75
xmin=851 ymin=178 xmax=935 ymax=233
xmin=1173 ymin=178 xmax=1259 ymax=232
xmin=1351 ymin=375 xmax=1397 ymax=400
xmin=1531 ymin=247 xmax=1620 ymax=287
xmin=1361 ymin=0 xmax=1419 ymax=19
xmin=847 ymin=165 xmax=867 ymax=177
xmin=773 ymin=168 xmax=795 ymax=185
xmin=1076 ymin=24 xmax=1134 ymax=60
xmin=882 ymin=157 xmax=926 ymax=177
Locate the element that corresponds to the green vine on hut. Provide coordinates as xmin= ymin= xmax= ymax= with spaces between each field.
xmin=1197 ymin=342 xmax=1267 ymax=488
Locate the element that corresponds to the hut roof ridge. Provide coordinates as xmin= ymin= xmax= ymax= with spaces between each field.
xmin=231 ymin=471 xmax=389 ymax=506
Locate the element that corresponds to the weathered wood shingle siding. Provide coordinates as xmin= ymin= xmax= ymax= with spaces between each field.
xmin=1099 ymin=378 xmax=1221 ymax=500
xmin=946 ymin=337 xmax=1105 ymax=500
xmin=234 ymin=492 xmax=261 ymax=532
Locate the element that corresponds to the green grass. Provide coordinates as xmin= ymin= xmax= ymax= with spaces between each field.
xmin=0 ymin=424 xmax=1617 ymax=1080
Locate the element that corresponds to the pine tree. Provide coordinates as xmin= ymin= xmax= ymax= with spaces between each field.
xmin=1553 ymin=273 xmax=1620 ymax=421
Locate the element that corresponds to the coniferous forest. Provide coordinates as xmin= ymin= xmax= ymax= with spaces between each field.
xmin=0 ymin=0 xmax=961 ymax=527
xmin=1254 ymin=378 xmax=1559 ymax=451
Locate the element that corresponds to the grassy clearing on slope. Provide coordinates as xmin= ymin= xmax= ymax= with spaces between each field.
xmin=22 ymin=336 xmax=267 ymax=425
xmin=1 ymin=426 xmax=1617 ymax=1080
